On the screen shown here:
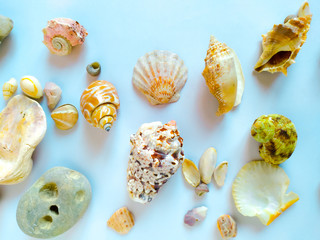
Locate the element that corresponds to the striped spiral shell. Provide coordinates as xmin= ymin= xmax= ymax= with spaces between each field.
xmin=80 ymin=80 xmax=120 ymax=131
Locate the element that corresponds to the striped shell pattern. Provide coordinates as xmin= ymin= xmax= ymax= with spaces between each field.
xmin=80 ymin=80 xmax=120 ymax=131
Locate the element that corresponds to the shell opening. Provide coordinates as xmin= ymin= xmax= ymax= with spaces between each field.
xmin=255 ymin=51 xmax=292 ymax=72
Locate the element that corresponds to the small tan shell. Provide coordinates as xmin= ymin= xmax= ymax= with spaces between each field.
xmin=3 ymin=78 xmax=17 ymax=100
xmin=254 ymin=2 xmax=312 ymax=75
xmin=195 ymin=183 xmax=209 ymax=196
xmin=51 ymin=104 xmax=78 ymax=130
xmin=202 ymin=36 xmax=245 ymax=115
xmin=199 ymin=147 xmax=217 ymax=184
xmin=182 ymin=158 xmax=200 ymax=187
xmin=20 ymin=76 xmax=43 ymax=99
xmin=132 ymin=50 xmax=188 ymax=105
xmin=217 ymin=215 xmax=237 ymax=239
xmin=214 ymin=161 xmax=228 ymax=187
xmin=107 ymin=207 xmax=135 ymax=235
xmin=44 ymin=82 xmax=62 ymax=110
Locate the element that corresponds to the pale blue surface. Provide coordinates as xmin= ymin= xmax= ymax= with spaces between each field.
xmin=0 ymin=0 xmax=319 ymax=239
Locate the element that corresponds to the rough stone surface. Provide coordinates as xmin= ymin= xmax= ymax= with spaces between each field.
xmin=16 ymin=167 xmax=92 ymax=238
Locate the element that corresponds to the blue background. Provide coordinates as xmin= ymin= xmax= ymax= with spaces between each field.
xmin=0 ymin=0 xmax=319 ymax=239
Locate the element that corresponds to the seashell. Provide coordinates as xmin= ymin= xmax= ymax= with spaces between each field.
xmin=254 ymin=2 xmax=312 ymax=75
xmin=184 ymin=206 xmax=208 ymax=227
xmin=251 ymin=114 xmax=297 ymax=164
xmin=44 ymin=82 xmax=62 ymax=110
xmin=0 ymin=95 xmax=46 ymax=184
xmin=232 ymin=160 xmax=299 ymax=226
xmin=182 ymin=158 xmax=200 ymax=187
xmin=127 ymin=121 xmax=184 ymax=204
xmin=86 ymin=62 xmax=101 ymax=76
xmin=214 ymin=161 xmax=228 ymax=187
xmin=51 ymin=104 xmax=78 ymax=130
xmin=80 ymin=80 xmax=120 ymax=132
xmin=2 ymin=78 xmax=17 ymax=100
xmin=0 ymin=15 xmax=13 ymax=44
xmin=217 ymin=215 xmax=237 ymax=239
xmin=199 ymin=147 xmax=217 ymax=184
xmin=132 ymin=50 xmax=188 ymax=105
xmin=195 ymin=183 xmax=209 ymax=197
xmin=107 ymin=207 xmax=135 ymax=235
xmin=202 ymin=36 xmax=245 ymax=116
xmin=20 ymin=76 xmax=43 ymax=99
xmin=42 ymin=18 xmax=88 ymax=56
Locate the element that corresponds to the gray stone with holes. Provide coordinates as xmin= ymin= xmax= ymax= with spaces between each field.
xmin=16 ymin=167 xmax=92 ymax=238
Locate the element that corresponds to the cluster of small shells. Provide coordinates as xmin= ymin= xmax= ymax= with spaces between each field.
xmin=182 ymin=147 xmax=228 ymax=196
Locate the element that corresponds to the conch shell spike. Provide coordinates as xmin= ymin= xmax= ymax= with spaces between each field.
xmin=254 ymin=2 xmax=312 ymax=75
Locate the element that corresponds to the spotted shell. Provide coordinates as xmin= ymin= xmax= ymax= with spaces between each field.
xmin=254 ymin=2 xmax=312 ymax=75
xmin=80 ymin=80 xmax=120 ymax=131
xmin=107 ymin=207 xmax=135 ymax=235
xmin=42 ymin=18 xmax=88 ymax=56
xmin=251 ymin=114 xmax=297 ymax=164
xmin=202 ymin=36 xmax=245 ymax=116
xmin=132 ymin=50 xmax=188 ymax=105
xmin=51 ymin=104 xmax=79 ymax=130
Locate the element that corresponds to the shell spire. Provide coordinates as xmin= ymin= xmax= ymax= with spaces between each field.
xmin=42 ymin=18 xmax=88 ymax=56
xmin=202 ymin=36 xmax=245 ymax=116
xmin=80 ymin=80 xmax=120 ymax=132
xmin=254 ymin=2 xmax=312 ymax=75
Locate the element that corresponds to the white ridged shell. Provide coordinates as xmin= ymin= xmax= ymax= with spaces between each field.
xmin=132 ymin=50 xmax=188 ymax=105
xmin=2 ymin=78 xmax=17 ymax=100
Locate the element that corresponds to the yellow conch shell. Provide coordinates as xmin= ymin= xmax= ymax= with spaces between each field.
xmin=0 ymin=95 xmax=46 ymax=184
xmin=80 ymin=80 xmax=120 ymax=131
xmin=254 ymin=2 xmax=312 ymax=75
xmin=202 ymin=36 xmax=245 ymax=116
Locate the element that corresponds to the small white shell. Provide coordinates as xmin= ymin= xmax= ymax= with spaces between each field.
xmin=199 ymin=147 xmax=217 ymax=184
xmin=20 ymin=76 xmax=43 ymax=99
xmin=132 ymin=50 xmax=188 ymax=105
xmin=2 ymin=78 xmax=17 ymax=100
xmin=44 ymin=82 xmax=62 ymax=110
xmin=184 ymin=206 xmax=208 ymax=227
xmin=214 ymin=161 xmax=228 ymax=187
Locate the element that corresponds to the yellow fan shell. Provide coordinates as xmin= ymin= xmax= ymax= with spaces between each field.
xmin=202 ymin=36 xmax=245 ymax=116
xmin=132 ymin=50 xmax=188 ymax=105
xmin=0 ymin=95 xmax=46 ymax=184
xmin=254 ymin=2 xmax=312 ymax=75
xmin=232 ymin=160 xmax=299 ymax=226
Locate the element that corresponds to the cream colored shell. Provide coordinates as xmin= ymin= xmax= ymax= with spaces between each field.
xmin=254 ymin=2 xmax=312 ymax=75
xmin=20 ymin=76 xmax=43 ymax=99
xmin=202 ymin=36 xmax=245 ymax=115
xmin=3 ymin=78 xmax=17 ymax=100
xmin=232 ymin=160 xmax=299 ymax=226
xmin=51 ymin=104 xmax=78 ymax=130
xmin=199 ymin=147 xmax=217 ymax=184
xmin=132 ymin=50 xmax=188 ymax=105
xmin=0 ymin=95 xmax=46 ymax=184
xmin=182 ymin=158 xmax=200 ymax=187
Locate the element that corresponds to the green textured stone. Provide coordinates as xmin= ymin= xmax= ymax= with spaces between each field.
xmin=16 ymin=167 xmax=92 ymax=238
